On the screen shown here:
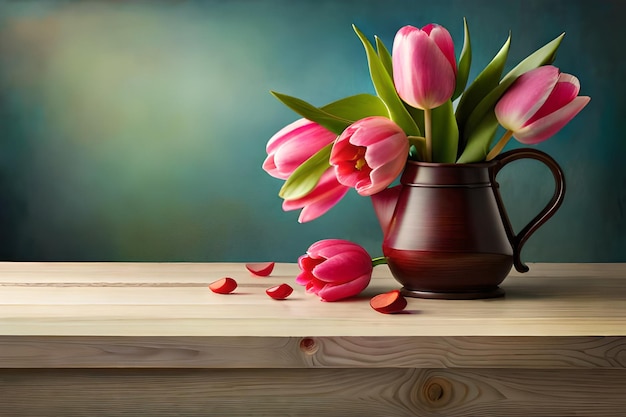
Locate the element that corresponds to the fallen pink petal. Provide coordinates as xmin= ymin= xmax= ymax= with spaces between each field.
xmin=266 ymin=283 xmax=294 ymax=300
xmin=370 ymin=290 xmax=408 ymax=314
xmin=208 ymin=277 xmax=238 ymax=294
xmin=245 ymin=262 xmax=275 ymax=276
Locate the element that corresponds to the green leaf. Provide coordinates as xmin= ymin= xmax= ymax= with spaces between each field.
xmin=462 ymin=33 xmax=565 ymax=142
xmin=271 ymin=91 xmax=352 ymax=135
xmin=408 ymin=136 xmax=427 ymax=161
xmin=452 ymin=17 xmax=472 ymax=102
xmin=499 ymin=32 xmax=564 ymax=86
xmin=431 ymin=100 xmax=458 ymax=163
xmin=321 ymin=94 xmax=389 ymax=121
xmin=271 ymin=92 xmax=390 ymax=136
xmin=456 ymin=111 xmax=499 ymax=163
xmin=375 ymin=35 xmax=393 ymax=78
xmin=279 ymin=143 xmax=333 ymax=200
xmin=372 ymin=34 xmax=426 ymax=133
xmin=456 ymin=33 xmax=510 ymax=147
xmin=353 ymin=24 xmax=421 ymax=137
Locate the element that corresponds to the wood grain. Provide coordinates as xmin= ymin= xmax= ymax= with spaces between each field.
xmin=1 ymin=335 xmax=626 ymax=369
xmin=1 ymin=262 xmax=626 ymax=337
xmin=1 ymin=368 xmax=625 ymax=417
xmin=2 ymin=262 xmax=626 ymax=416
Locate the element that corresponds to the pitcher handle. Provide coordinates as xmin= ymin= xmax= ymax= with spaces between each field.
xmin=491 ymin=148 xmax=566 ymax=273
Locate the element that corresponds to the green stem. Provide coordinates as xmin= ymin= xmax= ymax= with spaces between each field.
xmin=371 ymin=257 xmax=388 ymax=267
xmin=486 ymin=130 xmax=514 ymax=161
xmin=424 ymin=108 xmax=433 ymax=162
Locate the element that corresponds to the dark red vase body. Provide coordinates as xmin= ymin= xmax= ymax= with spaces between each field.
xmin=380 ymin=148 xmax=565 ymax=299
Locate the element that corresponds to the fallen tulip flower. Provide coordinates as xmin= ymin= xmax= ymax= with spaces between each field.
xmin=370 ymin=290 xmax=408 ymax=314
xmin=246 ymin=262 xmax=275 ymax=276
xmin=296 ymin=239 xmax=373 ymax=302
xmin=487 ymin=65 xmax=590 ymax=160
xmin=263 ymin=118 xmax=337 ymax=180
xmin=330 ymin=116 xmax=409 ymax=196
xmin=266 ymin=283 xmax=293 ymax=300
xmin=209 ymin=277 xmax=238 ymax=294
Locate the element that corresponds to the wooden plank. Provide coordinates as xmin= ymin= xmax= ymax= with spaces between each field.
xmin=1 ymin=263 xmax=625 ymax=415
xmin=1 ymin=335 xmax=626 ymax=369
xmin=1 ymin=368 xmax=625 ymax=417
xmin=1 ymin=262 xmax=626 ymax=338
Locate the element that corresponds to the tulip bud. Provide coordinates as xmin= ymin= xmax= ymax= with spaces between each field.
xmin=263 ymin=118 xmax=337 ymax=179
xmin=495 ymin=65 xmax=590 ymax=144
xmin=392 ymin=24 xmax=457 ymax=110
xmin=330 ymin=116 xmax=409 ymax=196
xmin=296 ymin=239 xmax=373 ymax=302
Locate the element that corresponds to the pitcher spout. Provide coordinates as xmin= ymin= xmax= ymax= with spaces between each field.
xmin=370 ymin=185 xmax=401 ymax=237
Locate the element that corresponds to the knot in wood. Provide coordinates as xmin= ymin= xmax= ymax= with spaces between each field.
xmin=426 ymin=382 xmax=444 ymax=402
xmin=299 ymin=337 xmax=319 ymax=355
xmin=420 ymin=376 xmax=452 ymax=408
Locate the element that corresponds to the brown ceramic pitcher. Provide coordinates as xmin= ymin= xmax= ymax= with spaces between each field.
xmin=373 ymin=148 xmax=565 ymax=299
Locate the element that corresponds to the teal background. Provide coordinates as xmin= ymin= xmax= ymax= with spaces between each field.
xmin=0 ymin=0 xmax=624 ymax=262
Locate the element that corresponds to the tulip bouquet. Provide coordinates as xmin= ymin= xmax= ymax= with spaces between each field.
xmin=263 ymin=19 xmax=589 ymax=302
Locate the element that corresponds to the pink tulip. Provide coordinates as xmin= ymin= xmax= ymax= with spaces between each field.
xmin=296 ymin=239 xmax=373 ymax=302
xmin=495 ymin=65 xmax=590 ymax=144
xmin=330 ymin=116 xmax=409 ymax=196
xmin=392 ymin=24 xmax=457 ymax=110
xmin=263 ymin=118 xmax=337 ymax=179
xmin=282 ymin=169 xmax=349 ymax=223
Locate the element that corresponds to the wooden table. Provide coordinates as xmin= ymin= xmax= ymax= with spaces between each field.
xmin=0 ymin=262 xmax=625 ymax=416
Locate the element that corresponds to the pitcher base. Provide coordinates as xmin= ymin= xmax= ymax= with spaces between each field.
xmin=400 ymin=286 xmax=505 ymax=300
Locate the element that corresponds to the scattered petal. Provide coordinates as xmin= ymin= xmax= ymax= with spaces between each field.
xmin=370 ymin=290 xmax=408 ymax=314
xmin=209 ymin=277 xmax=238 ymax=294
xmin=246 ymin=262 xmax=275 ymax=276
xmin=266 ymin=283 xmax=294 ymax=300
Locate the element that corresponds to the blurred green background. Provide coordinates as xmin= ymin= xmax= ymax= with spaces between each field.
xmin=0 ymin=0 xmax=624 ymax=262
